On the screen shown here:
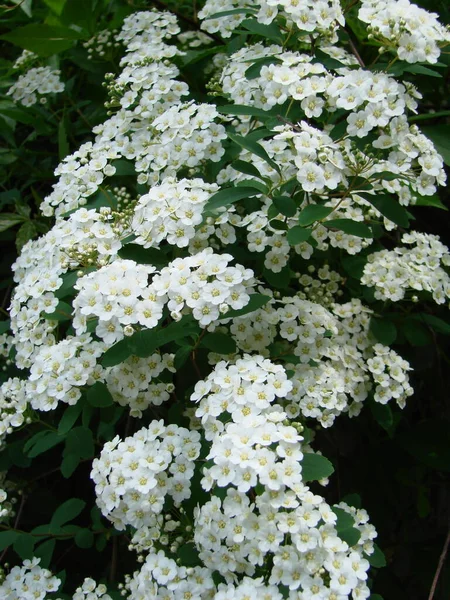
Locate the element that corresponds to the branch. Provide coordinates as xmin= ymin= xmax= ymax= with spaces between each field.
xmin=428 ymin=527 xmax=450 ymax=600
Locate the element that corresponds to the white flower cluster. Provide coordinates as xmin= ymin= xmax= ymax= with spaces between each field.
xmin=72 ymin=578 xmax=113 ymax=600
xmin=193 ymin=356 xmax=299 ymax=493
xmin=362 ymin=231 xmax=450 ymax=303
xmin=0 ymin=378 xmax=28 ymax=441
xmin=367 ymin=344 xmax=413 ymax=407
xmin=195 ymin=491 xmax=374 ymax=597
xmin=12 ymin=49 xmax=37 ymax=70
xmin=0 ymin=558 xmax=60 ymax=600
xmin=199 ymin=0 xmax=344 ymax=39
xmin=359 ymin=0 xmax=450 ymax=64
xmin=7 ymin=66 xmax=64 ymax=107
xmin=124 ymin=549 xmax=215 ymax=600
xmin=177 ymin=30 xmax=213 ymax=48
xmin=105 ymin=352 xmax=175 ymax=417
xmin=91 ymin=421 xmax=201 ymax=530
xmin=83 ymin=28 xmax=121 ymax=59
xmin=132 ymin=177 xmax=219 ymax=248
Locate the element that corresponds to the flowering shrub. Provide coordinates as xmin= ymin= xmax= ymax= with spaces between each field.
xmin=0 ymin=0 xmax=449 ymax=599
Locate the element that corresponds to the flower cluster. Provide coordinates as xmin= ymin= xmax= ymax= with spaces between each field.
xmin=132 ymin=177 xmax=219 ymax=248
xmin=91 ymin=421 xmax=201 ymax=530
xmin=105 ymin=352 xmax=175 ymax=417
xmin=362 ymin=231 xmax=450 ymax=303
xmin=199 ymin=0 xmax=345 ymax=39
xmin=72 ymin=578 xmax=113 ymax=600
xmin=7 ymin=66 xmax=64 ymax=107
xmin=359 ymin=0 xmax=450 ymax=64
xmin=83 ymin=28 xmax=121 ymax=59
xmin=0 ymin=558 xmax=60 ymax=599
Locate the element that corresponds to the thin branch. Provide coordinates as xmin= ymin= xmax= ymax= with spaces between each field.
xmin=344 ymin=28 xmax=366 ymax=68
xmin=428 ymin=527 xmax=450 ymax=600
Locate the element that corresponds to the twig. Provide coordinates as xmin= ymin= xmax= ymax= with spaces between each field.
xmin=345 ymin=28 xmax=365 ymax=68
xmin=428 ymin=527 xmax=450 ymax=600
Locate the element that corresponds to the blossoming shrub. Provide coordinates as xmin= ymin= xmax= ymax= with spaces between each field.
xmin=0 ymin=0 xmax=449 ymax=598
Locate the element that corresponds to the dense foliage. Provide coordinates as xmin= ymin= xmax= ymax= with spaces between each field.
xmin=0 ymin=0 xmax=449 ymax=599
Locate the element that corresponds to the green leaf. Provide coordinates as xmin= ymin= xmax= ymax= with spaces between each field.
xmin=239 ymin=18 xmax=283 ymax=43
xmin=228 ymin=132 xmax=280 ymax=173
xmin=66 ymin=426 xmax=94 ymax=460
xmin=201 ymin=333 xmax=237 ymax=355
xmin=273 ymin=196 xmax=297 ymax=217
xmin=177 ymin=543 xmax=201 ymax=566
xmin=359 ymin=193 xmax=410 ymax=228
xmin=205 ymin=185 xmax=262 ymax=211
xmin=16 ymin=221 xmax=37 ymax=252
xmin=43 ymin=300 xmax=72 ymax=321
xmin=410 ymin=111 xmax=450 ymax=122
xmin=75 ymin=528 xmax=94 ymax=549
xmin=422 ymin=126 xmax=450 ymax=166
xmin=13 ymin=534 xmax=35 ymax=560
xmin=51 ymin=498 xmax=86 ymax=529
xmin=87 ymin=382 xmax=114 ymax=408
xmin=367 ymin=543 xmax=387 ymax=568
xmin=370 ymin=317 xmax=397 ymax=345
xmin=0 ymin=320 xmax=10 ymax=335
xmin=402 ymin=318 xmax=433 ymax=346
xmin=235 ymin=179 xmax=269 ymax=194
xmin=60 ymin=453 xmax=80 ymax=479
xmin=244 ymin=56 xmax=281 ymax=80
xmin=58 ymin=402 xmax=83 ymax=435
xmin=0 ymin=530 xmax=18 ymax=551
xmin=118 ymin=244 xmax=170 ymax=267
xmin=101 ymin=338 xmax=133 ymax=368
xmin=298 ymin=205 xmax=334 ymax=226
xmin=286 ymin=226 xmax=311 ymax=245
xmin=325 ymin=218 xmax=373 ymax=238
xmin=43 ymin=0 xmax=66 ymax=15
xmin=34 ymin=539 xmax=56 ymax=569
xmin=232 ymin=160 xmax=264 ymax=180
xmin=58 ymin=119 xmax=70 ymax=161
xmin=60 ymin=0 xmax=98 ymax=33
xmin=414 ymin=194 xmax=448 ymax=210
xmin=27 ymin=432 xmax=64 ymax=458
xmin=403 ymin=64 xmax=442 ymax=78
xmin=370 ymin=400 xmax=394 ymax=434
xmin=219 ymin=293 xmax=271 ymax=320
xmin=0 ymin=213 xmax=25 ymax=232
xmin=128 ymin=317 xmax=201 ymax=359
xmin=332 ymin=507 xmax=361 ymax=546
xmin=218 ymin=104 xmax=272 ymax=119
xmin=0 ymin=24 xmax=85 ymax=57
xmin=411 ymin=314 xmax=450 ymax=335
xmin=174 ymin=346 xmax=192 ymax=370
xmin=208 ymin=8 xmax=256 ymax=19
xmin=264 ymin=266 xmax=291 ymax=290
xmin=302 ymin=453 xmax=334 ymax=482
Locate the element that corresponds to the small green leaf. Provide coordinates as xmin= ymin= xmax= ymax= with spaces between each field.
xmin=359 ymin=193 xmax=410 ymax=228
xmin=240 ymin=18 xmax=283 ymax=43
xmin=287 ymin=226 xmax=311 ymax=245
xmin=244 ymin=56 xmax=282 ymax=80
xmin=13 ymin=534 xmax=35 ymax=560
xmin=201 ymin=333 xmax=236 ymax=355
xmin=16 ymin=221 xmax=37 ymax=252
xmin=421 ymin=126 xmax=450 ymax=166
xmin=177 ymin=543 xmax=201 ymax=566
xmin=58 ymin=402 xmax=83 ymax=435
xmin=87 ymin=382 xmax=114 ymax=408
xmin=75 ymin=529 xmax=94 ymax=549
xmin=302 ymin=453 xmax=334 ymax=482
xmin=127 ymin=317 xmax=201 ymax=359
xmin=174 ymin=346 xmax=192 ymax=370
xmin=66 ymin=426 xmax=94 ymax=460
xmin=298 ymin=205 xmax=334 ymax=226
xmin=367 ymin=543 xmax=387 ymax=568
xmin=370 ymin=400 xmax=394 ymax=434
xmin=43 ymin=300 xmax=72 ymax=321
xmin=236 ymin=179 xmax=269 ymax=194
xmin=273 ymin=196 xmax=297 ymax=217
xmin=370 ymin=317 xmax=397 ymax=345
xmin=332 ymin=507 xmax=361 ymax=547
xmin=0 ymin=530 xmax=18 ymax=551
xmin=0 ymin=213 xmax=25 ymax=232
xmin=411 ymin=314 xmax=450 ymax=335
xmin=232 ymin=160 xmax=264 ymax=180
xmin=34 ymin=539 xmax=56 ymax=569
xmin=118 ymin=244 xmax=169 ymax=267
xmin=60 ymin=453 xmax=80 ymax=479
xmin=27 ymin=432 xmax=64 ymax=458
xmin=208 ymin=8 xmax=256 ymax=19
xmin=228 ymin=132 xmax=280 ymax=173
xmin=218 ymin=104 xmax=272 ymax=119
xmin=0 ymin=320 xmax=10 ymax=335
xmin=51 ymin=498 xmax=86 ymax=529
xmin=101 ymin=338 xmax=133 ymax=368
xmin=325 ymin=218 xmax=373 ymax=238
xmin=219 ymin=293 xmax=271 ymax=320
xmin=0 ymin=24 xmax=85 ymax=57
xmin=58 ymin=119 xmax=70 ymax=161
xmin=402 ymin=318 xmax=433 ymax=346
xmin=205 ymin=185 xmax=262 ymax=211
xmin=414 ymin=194 xmax=448 ymax=210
